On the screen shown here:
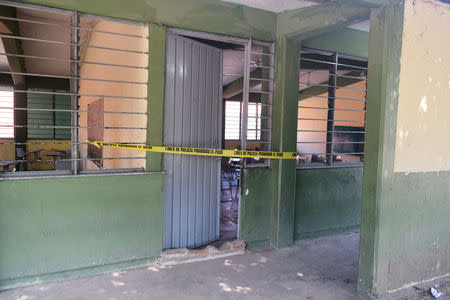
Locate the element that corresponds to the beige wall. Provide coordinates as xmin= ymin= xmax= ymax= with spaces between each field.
xmin=394 ymin=0 xmax=450 ymax=172
xmin=78 ymin=19 xmax=148 ymax=170
xmin=297 ymin=80 xmax=366 ymax=155
xmin=0 ymin=139 xmax=14 ymax=160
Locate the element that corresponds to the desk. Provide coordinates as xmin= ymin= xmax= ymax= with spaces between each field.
xmin=51 ymin=149 xmax=69 ymax=157
xmin=0 ymin=160 xmax=16 ymax=173
xmin=25 ymin=148 xmax=44 ymax=161
xmin=46 ymin=152 xmax=65 ymax=169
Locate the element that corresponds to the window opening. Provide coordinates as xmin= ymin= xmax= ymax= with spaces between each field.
xmin=0 ymin=1 xmax=149 ymax=176
xmin=0 ymin=90 xmax=13 ymax=138
xmin=297 ymin=48 xmax=368 ymax=168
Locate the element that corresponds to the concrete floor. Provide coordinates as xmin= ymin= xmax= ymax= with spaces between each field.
xmin=0 ymin=233 xmax=447 ymax=300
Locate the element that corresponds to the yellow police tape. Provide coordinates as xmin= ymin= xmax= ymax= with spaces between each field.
xmin=87 ymin=140 xmax=297 ymax=160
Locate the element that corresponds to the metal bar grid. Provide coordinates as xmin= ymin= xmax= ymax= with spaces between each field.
xmin=298 ymin=106 xmax=365 ymax=112
xmin=0 ymin=124 xmax=147 ymax=130
xmin=0 ymin=53 xmax=148 ymax=70
xmin=300 ymin=70 xmax=367 ymax=80
xmin=0 ymin=70 xmax=147 ymax=85
xmin=299 ymin=82 xmax=367 ymax=92
xmin=0 ymin=15 xmax=148 ymax=39
xmin=0 ymin=3 xmax=150 ymax=177
xmin=0 ymin=106 xmax=147 ymax=115
xmin=12 ymin=90 xmax=147 ymax=101
xmin=297 ymin=49 xmax=368 ymax=168
xmin=299 ymin=57 xmax=368 ymax=70
xmin=3 ymin=157 xmax=147 ymax=164
xmin=298 ymin=94 xmax=366 ymax=102
xmin=297 ymin=141 xmax=365 ymax=144
xmin=298 ymin=118 xmax=365 ymax=123
xmin=297 ymin=152 xmax=364 ymax=155
xmin=0 ymin=34 xmax=148 ymax=55
xmin=71 ymin=12 xmax=79 ymax=174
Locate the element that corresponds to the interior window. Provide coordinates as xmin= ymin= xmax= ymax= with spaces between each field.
xmin=297 ymin=48 xmax=367 ymax=168
xmin=0 ymin=2 xmax=148 ymax=175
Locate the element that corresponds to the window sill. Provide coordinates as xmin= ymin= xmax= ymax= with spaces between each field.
xmin=0 ymin=169 xmax=162 ymax=181
xmin=296 ymin=161 xmax=364 ymax=170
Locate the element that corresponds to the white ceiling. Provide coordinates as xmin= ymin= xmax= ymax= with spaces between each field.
xmin=221 ymin=0 xmax=370 ymax=32
xmin=347 ymin=20 xmax=370 ymax=32
xmin=221 ymin=0 xmax=319 ymax=13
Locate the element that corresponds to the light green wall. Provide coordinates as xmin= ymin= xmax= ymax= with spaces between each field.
xmin=240 ymin=168 xmax=272 ymax=249
xmin=380 ymin=172 xmax=450 ymax=291
xmin=0 ymin=174 xmax=163 ymax=289
xmin=295 ymin=167 xmax=362 ymax=240
xmin=302 ymin=27 xmax=369 ymax=58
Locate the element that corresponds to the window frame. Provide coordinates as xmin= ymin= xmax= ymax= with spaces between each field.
xmin=0 ymin=1 xmax=150 ymax=178
xmin=296 ymin=48 xmax=368 ymax=170
xmin=224 ymin=100 xmax=262 ymax=142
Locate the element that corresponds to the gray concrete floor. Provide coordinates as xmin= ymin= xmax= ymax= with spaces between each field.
xmin=1 ymin=233 xmax=447 ymax=300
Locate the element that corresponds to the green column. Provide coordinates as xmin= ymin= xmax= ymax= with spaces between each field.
xmin=146 ymin=24 xmax=166 ymax=172
xmin=357 ymin=3 xmax=405 ymax=298
xmin=270 ymin=36 xmax=300 ymax=248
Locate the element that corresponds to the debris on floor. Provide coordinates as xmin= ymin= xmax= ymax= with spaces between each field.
xmin=430 ymin=287 xmax=444 ymax=298
xmin=161 ymin=239 xmax=246 ymax=265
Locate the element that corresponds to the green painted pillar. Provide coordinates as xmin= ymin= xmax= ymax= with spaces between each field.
xmin=270 ymin=36 xmax=300 ymax=248
xmin=146 ymin=24 xmax=166 ymax=172
xmin=357 ymin=3 xmax=405 ymax=298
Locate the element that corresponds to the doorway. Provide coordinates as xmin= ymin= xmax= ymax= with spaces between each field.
xmin=163 ymin=29 xmax=274 ymax=249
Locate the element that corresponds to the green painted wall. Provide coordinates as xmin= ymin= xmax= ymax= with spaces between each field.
xmin=240 ymin=168 xmax=272 ymax=248
xmin=0 ymin=0 xmax=278 ymax=290
xmin=380 ymin=172 xmax=450 ymax=291
xmin=302 ymin=27 xmax=369 ymax=58
xmin=359 ymin=2 xmax=450 ymax=297
xmin=295 ymin=167 xmax=362 ymax=240
xmin=0 ymin=174 xmax=163 ymax=289
xmin=358 ymin=4 xmax=404 ymax=297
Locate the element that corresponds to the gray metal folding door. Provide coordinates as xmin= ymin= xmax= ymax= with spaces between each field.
xmin=163 ymin=33 xmax=223 ymax=249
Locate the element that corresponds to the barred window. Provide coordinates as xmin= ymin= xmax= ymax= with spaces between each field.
xmin=0 ymin=1 xmax=148 ymax=176
xmin=224 ymin=100 xmax=261 ymax=141
xmin=297 ymin=48 xmax=367 ymax=168
xmin=0 ymin=90 xmax=13 ymax=138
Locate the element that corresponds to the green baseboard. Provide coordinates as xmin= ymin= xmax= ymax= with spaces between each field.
xmin=295 ymin=225 xmax=360 ymax=240
xmin=0 ymin=256 xmax=160 ymax=291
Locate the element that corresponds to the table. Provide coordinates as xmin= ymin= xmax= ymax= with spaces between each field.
xmin=24 ymin=148 xmax=44 ymax=161
xmin=45 ymin=152 xmax=65 ymax=169
xmin=0 ymin=160 xmax=17 ymax=173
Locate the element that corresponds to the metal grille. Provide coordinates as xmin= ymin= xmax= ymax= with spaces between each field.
xmin=297 ymin=48 xmax=368 ymax=168
xmin=0 ymin=1 xmax=148 ymax=176
xmin=242 ymin=40 xmax=274 ymax=167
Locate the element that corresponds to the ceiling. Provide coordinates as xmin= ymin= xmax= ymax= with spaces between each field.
xmin=221 ymin=0 xmax=370 ymax=32
xmin=221 ymin=0 xmax=329 ymax=13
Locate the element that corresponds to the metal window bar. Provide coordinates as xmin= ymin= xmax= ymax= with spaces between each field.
xmin=0 ymin=34 xmax=148 ymax=55
xmin=0 ymin=2 xmax=149 ymax=177
xmin=299 ymin=57 xmax=368 ymax=70
xmin=299 ymin=82 xmax=367 ymax=92
xmin=12 ymin=90 xmax=147 ymax=101
xmin=242 ymin=40 xmax=274 ymax=168
xmin=0 ymin=107 xmax=147 ymax=115
xmin=298 ymin=94 xmax=367 ymax=102
xmin=71 ymin=12 xmax=79 ymax=174
xmin=297 ymin=48 xmax=368 ymax=168
xmin=0 ymin=53 xmax=148 ymax=70
xmin=0 ymin=71 xmax=147 ymax=85
xmin=0 ymin=15 xmax=148 ymax=39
